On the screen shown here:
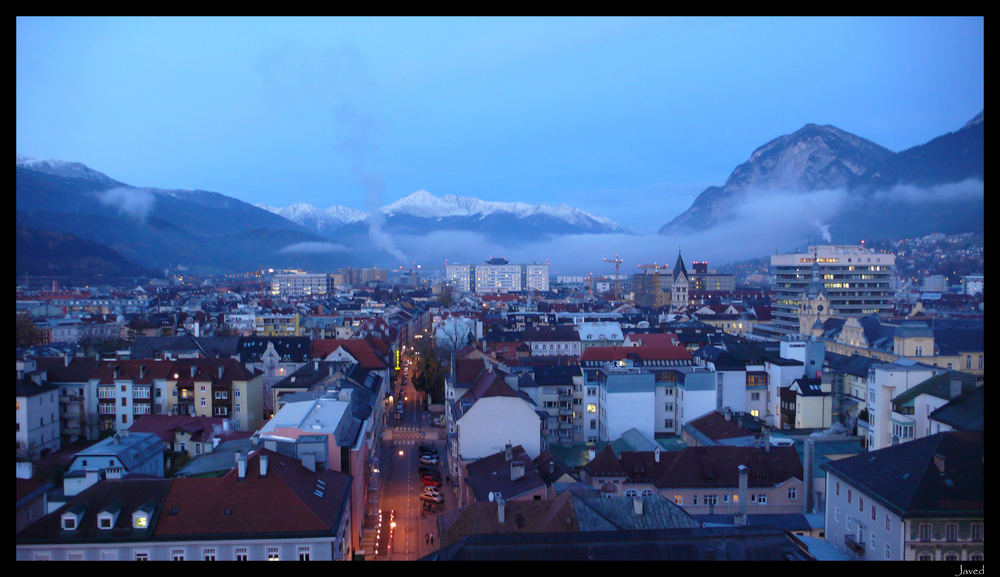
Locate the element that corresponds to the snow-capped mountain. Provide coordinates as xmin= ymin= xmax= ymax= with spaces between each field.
xmin=16 ymin=155 xmax=124 ymax=188
xmin=257 ymin=202 xmax=368 ymax=233
xmin=262 ymin=189 xmax=627 ymax=236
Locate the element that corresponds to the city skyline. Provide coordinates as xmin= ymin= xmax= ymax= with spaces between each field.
xmin=17 ymin=17 xmax=984 ymax=234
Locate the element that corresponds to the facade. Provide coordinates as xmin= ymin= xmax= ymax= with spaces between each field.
xmin=16 ymin=359 xmax=61 ymax=459
xmin=864 ymin=361 xmax=939 ymax=451
xmin=822 ymin=432 xmax=983 ymax=561
xmin=269 ymin=272 xmax=332 ymax=298
xmin=446 ymin=258 xmax=550 ymax=293
xmin=771 ymin=244 xmax=896 ymax=333
xmin=254 ymin=313 xmax=301 ymax=336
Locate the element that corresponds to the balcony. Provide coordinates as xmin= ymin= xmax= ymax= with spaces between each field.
xmin=844 ymin=534 xmax=865 ymax=556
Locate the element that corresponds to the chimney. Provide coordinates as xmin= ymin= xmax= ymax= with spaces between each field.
xmin=505 ymin=442 xmax=513 ymax=461
xmin=260 ymin=453 xmax=268 ymax=478
xmin=315 ymin=360 xmax=319 ymax=371
xmin=803 ymin=439 xmax=814 ymax=515
xmin=724 ymin=407 xmax=732 ymax=421
xmin=633 ymin=496 xmax=643 ymax=516
xmin=950 ymin=377 xmax=963 ymax=399
xmin=736 ymin=465 xmax=748 ymax=526
xmin=511 ymin=460 xmax=525 ymax=481
xmin=496 ymin=496 xmax=505 ymax=524
xmin=655 ymin=447 xmax=661 ymax=463
xmin=762 ymin=428 xmax=770 ymax=452
xmin=237 ymin=451 xmax=247 ymax=479
xmin=218 ymin=365 xmax=224 ymax=379
xmin=191 ymin=365 xmax=197 ymax=378
xmin=588 ymin=447 xmax=596 ymax=461
xmin=140 ymin=365 xmax=147 ymax=379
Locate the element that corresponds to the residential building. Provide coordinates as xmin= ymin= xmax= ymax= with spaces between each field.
xmin=253 ymin=313 xmax=301 ymax=337
xmin=16 ymin=358 xmax=61 ymax=459
xmin=524 ymin=325 xmax=581 ymax=357
xmin=822 ymin=432 xmax=983 ymax=561
xmin=269 ymin=272 xmax=333 ymax=298
xmin=446 ymin=258 xmax=550 ymax=294
xmin=579 ymin=443 xmax=805 ymax=517
xmin=516 ymin=365 xmax=584 ymax=445
xmin=864 ymin=361 xmax=939 ymax=451
xmin=461 ymin=443 xmax=548 ymax=506
xmin=888 ymin=370 xmax=979 ymax=445
xmin=16 ymin=449 xmax=354 ymax=561
xmin=61 ymin=431 xmax=165 ymax=501
xmin=779 ymin=377 xmax=833 ymax=430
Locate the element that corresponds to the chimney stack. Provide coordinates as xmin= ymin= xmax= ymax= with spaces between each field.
xmin=505 ymin=442 xmax=512 ymax=461
xmin=260 ymin=453 xmax=268 ymax=478
xmin=633 ymin=496 xmax=643 ymax=516
xmin=736 ymin=465 xmax=748 ymax=526
xmin=655 ymin=447 xmax=661 ymax=463
xmin=237 ymin=451 xmax=247 ymax=479
xmin=497 ymin=496 xmax=505 ymax=524
xmin=763 ymin=428 xmax=770 ymax=452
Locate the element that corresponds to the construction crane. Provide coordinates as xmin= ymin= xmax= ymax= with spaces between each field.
xmin=584 ymin=272 xmax=595 ymax=297
xmin=603 ymin=254 xmax=624 ymax=300
xmin=636 ymin=263 xmax=669 ymax=307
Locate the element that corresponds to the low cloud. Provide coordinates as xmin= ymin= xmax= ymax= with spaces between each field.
xmin=870 ymin=178 xmax=983 ymax=203
xmin=276 ymin=241 xmax=350 ymax=254
xmin=95 ymin=187 xmax=156 ymax=222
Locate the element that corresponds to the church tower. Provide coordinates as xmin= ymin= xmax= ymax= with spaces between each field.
xmin=670 ymin=250 xmax=689 ymax=314
xmin=798 ymin=251 xmax=832 ymax=336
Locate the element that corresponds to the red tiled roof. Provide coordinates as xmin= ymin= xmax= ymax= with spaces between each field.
xmin=153 ymin=450 xmax=350 ymax=538
xmin=311 ymin=339 xmax=387 ymax=370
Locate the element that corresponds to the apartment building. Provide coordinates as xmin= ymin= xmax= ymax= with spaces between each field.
xmin=446 ymin=258 xmax=550 ymax=293
xmin=822 ymin=432 xmax=983 ymax=561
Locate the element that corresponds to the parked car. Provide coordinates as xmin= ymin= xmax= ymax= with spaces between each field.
xmin=423 ymin=487 xmax=442 ymax=498
xmin=422 ymin=475 xmax=442 ymax=487
xmin=418 ymin=444 xmax=437 ymax=454
xmin=420 ymin=492 xmax=444 ymax=504
xmin=419 ymin=455 xmax=439 ymax=465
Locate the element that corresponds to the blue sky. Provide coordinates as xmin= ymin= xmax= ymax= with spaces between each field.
xmin=17 ymin=17 xmax=984 ymax=234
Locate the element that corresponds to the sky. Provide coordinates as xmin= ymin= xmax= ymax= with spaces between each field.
xmin=17 ymin=17 xmax=984 ymax=240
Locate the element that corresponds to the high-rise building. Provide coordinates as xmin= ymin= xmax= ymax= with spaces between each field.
xmin=269 ymin=272 xmax=332 ymax=298
xmin=770 ymin=245 xmax=896 ymax=333
xmin=446 ymin=258 xmax=549 ymax=293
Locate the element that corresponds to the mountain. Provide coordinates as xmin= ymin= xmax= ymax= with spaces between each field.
xmin=659 ymin=113 xmax=984 ymax=242
xmin=261 ymin=189 xmax=628 ymax=241
xmin=16 ymin=225 xmax=158 ymax=280
xmin=16 ymin=160 xmax=343 ymax=275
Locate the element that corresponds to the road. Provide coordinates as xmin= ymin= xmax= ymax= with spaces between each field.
xmin=375 ymin=374 xmax=450 ymax=560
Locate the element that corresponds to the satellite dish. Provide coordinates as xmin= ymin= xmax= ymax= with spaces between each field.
xmin=489 ymin=492 xmax=495 ymax=502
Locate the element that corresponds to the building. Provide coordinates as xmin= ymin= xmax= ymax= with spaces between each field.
xmin=16 ymin=358 xmax=61 ymax=459
xmin=770 ymin=244 xmax=896 ymax=333
xmin=863 ymin=361 xmax=939 ymax=451
xmin=16 ymin=449 xmax=354 ymax=561
xmin=269 ymin=272 xmax=332 ymax=298
xmin=446 ymin=258 xmax=550 ymax=294
xmin=253 ymin=313 xmax=301 ymax=337
xmin=821 ymin=432 xmax=983 ymax=561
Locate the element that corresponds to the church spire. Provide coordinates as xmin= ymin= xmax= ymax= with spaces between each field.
xmin=673 ymin=248 xmax=688 ymax=282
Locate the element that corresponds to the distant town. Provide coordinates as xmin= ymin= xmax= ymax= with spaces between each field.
xmin=16 ymin=234 xmax=983 ymax=562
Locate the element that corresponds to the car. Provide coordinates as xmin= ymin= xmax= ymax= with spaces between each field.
xmin=422 ymin=475 xmax=441 ymax=487
xmin=419 ymin=456 xmax=439 ymax=465
xmin=418 ymin=448 xmax=438 ymax=458
xmin=420 ymin=493 xmax=444 ymax=504
xmin=423 ymin=488 xmax=442 ymax=499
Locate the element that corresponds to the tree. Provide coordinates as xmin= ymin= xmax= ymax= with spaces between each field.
xmin=411 ymin=333 xmax=447 ymax=403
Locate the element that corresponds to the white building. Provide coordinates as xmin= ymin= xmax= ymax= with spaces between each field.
xmin=16 ymin=359 xmax=61 ymax=459
xmin=446 ymin=258 xmax=549 ymax=293
xmin=864 ymin=361 xmax=939 ymax=451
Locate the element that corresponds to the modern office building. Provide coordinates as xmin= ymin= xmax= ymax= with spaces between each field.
xmin=771 ymin=245 xmax=896 ymax=333
xmin=446 ymin=258 xmax=550 ymax=293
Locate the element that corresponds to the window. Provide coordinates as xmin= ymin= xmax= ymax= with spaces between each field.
xmin=203 ymin=548 xmax=216 ymax=561
xmin=884 ymin=543 xmax=891 ymax=560
xmin=267 ymin=546 xmax=280 ymax=561
xmin=200 ymin=398 xmax=206 ymax=407
xmin=692 ymin=495 xmax=698 ymax=505
xmin=134 ymin=552 xmax=149 ymax=561
xmin=885 ymin=514 xmax=891 ymax=531
xmin=847 ymin=489 xmax=852 ymax=504
xmin=99 ymin=516 xmax=113 ymax=529
xmin=919 ymin=523 xmax=931 ymax=541
xmin=234 ymin=547 xmax=248 ymax=561
xmin=834 ymin=507 xmax=839 ymax=522
xmin=297 ymin=546 xmax=311 ymax=561
xmin=918 ymin=552 xmax=934 ymax=561
xmin=171 ymin=548 xmax=185 ymax=561
xmin=673 ymin=495 xmax=683 ymax=505
xmin=788 ymin=487 xmax=797 ymax=500
xmin=624 ymin=489 xmax=638 ymax=497
xmin=871 ymin=504 xmax=876 ymax=520
xmin=946 ymin=523 xmax=958 ymax=542
xmin=971 ymin=523 xmax=982 ymax=541
xmin=704 ymin=495 xmax=718 ymax=506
